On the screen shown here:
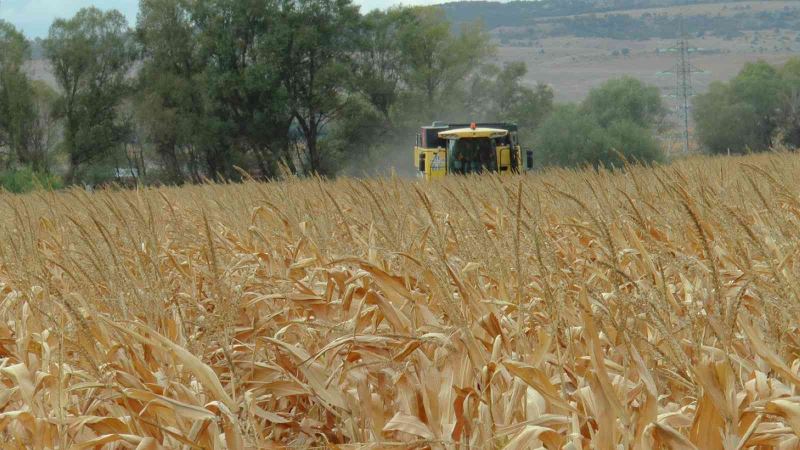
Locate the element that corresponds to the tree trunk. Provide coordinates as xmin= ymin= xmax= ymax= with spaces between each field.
xmin=307 ymin=129 xmax=321 ymax=174
xmin=158 ymin=139 xmax=183 ymax=185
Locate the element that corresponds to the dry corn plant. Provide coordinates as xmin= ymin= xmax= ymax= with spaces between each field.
xmin=2 ymin=152 xmax=800 ymax=449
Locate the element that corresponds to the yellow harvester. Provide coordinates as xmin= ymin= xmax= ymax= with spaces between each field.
xmin=414 ymin=122 xmax=532 ymax=180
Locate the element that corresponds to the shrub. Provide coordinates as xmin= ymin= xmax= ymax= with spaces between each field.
xmin=0 ymin=167 xmax=62 ymax=193
xmin=582 ymin=76 xmax=667 ymax=129
xmin=535 ymin=106 xmax=665 ymax=169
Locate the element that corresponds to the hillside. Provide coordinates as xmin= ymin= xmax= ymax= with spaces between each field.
xmin=436 ymin=0 xmax=800 ymax=107
xmin=442 ymin=0 xmax=800 ymax=38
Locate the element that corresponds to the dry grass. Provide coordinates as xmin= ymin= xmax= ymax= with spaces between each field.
xmin=2 ymin=152 xmax=800 ymax=448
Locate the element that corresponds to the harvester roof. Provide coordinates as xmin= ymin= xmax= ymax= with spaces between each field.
xmin=438 ymin=127 xmax=509 ymax=140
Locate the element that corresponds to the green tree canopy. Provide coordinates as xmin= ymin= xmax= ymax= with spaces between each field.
xmin=45 ymin=7 xmax=136 ymax=182
xmin=136 ymin=0 xmax=205 ymax=183
xmin=778 ymin=58 xmax=800 ymax=148
xmin=582 ymin=76 xmax=667 ymax=129
xmin=535 ymin=105 xmax=610 ymax=168
xmin=191 ymin=0 xmax=294 ymax=179
xmin=275 ymin=0 xmax=362 ymax=175
xmin=694 ymin=82 xmax=762 ymax=154
xmin=490 ymin=62 xmax=554 ymax=141
xmin=535 ymin=78 xmax=666 ymax=169
xmin=0 ymin=21 xmax=37 ymax=170
xmin=354 ymin=8 xmax=414 ymax=121
xmin=694 ymin=60 xmax=794 ymax=154
xmin=0 ymin=20 xmax=28 ymax=69
xmin=394 ymin=6 xmax=493 ymax=122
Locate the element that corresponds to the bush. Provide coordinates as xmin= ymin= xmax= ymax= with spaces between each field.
xmin=582 ymin=76 xmax=667 ymax=129
xmin=535 ymin=77 xmax=666 ymax=170
xmin=693 ymin=60 xmax=792 ymax=154
xmin=604 ymin=119 xmax=664 ymax=164
xmin=535 ymin=105 xmax=609 ymax=168
xmin=0 ymin=167 xmax=62 ymax=193
xmin=535 ymin=107 xmax=664 ymax=169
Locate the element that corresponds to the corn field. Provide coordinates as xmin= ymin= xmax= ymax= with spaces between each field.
xmin=3 ymin=153 xmax=800 ymax=449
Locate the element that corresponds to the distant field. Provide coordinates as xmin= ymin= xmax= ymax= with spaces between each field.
xmin=3 ymin=152 xmax=800 ymax=446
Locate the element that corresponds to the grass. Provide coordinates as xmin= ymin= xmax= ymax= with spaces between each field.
xmin=1 ymin=152 xmax=800 ymax=448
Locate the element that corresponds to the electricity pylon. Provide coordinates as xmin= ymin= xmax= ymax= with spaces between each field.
xmin=656 ymin=7 xmax=707 ymax=154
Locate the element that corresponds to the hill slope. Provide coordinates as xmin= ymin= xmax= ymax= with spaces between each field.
xmin=442 ymin=0 xmax=800 ymax=40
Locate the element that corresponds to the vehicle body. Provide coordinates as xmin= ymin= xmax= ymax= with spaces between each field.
xmin=414 ymin=122 xmax=533 ymax=180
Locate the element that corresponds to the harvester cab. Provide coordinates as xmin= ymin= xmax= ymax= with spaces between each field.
xmin=414 ymin=122 xmax=533 ymax=180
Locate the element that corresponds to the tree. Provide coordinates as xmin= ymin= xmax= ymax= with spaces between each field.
xmin=535 ymin=105 xmax=611 ymax=168
xmin=693 ymin=61 xmax=786 ymax=154
xmin=778 ymin=57 xmax=800 ymax=148
xmin=44 ymin=8 xmax=136 ymax=183
xmin=488 ymin=62 xmax=554 ymax=140
xmin=275 ymin=0 xmax=362 ymax=175
xmin=135 ymin=0 xmax=205 ymax=184
xmin=729 ymin=61 xmax=784 ymax=148
xmin=604 ymin=119 xmax=663 ymax=164
xmin=24 ymin=81 xmax=60 ymax=173
xmin=354 ymin=8 xmax=413 ymax=121
xmin=0 ymin=21 xmax=37 ymax=170
xmin=582 ymin=76 xmax=667 ymax=129
xmin=394 ymin=7 xmax=493 ymax=121
xmin=191 ymin=0 xmax=294 ymax=180
xmin=693 ymin=82 xmax=761 ymax=154
xmin=535 ymin=92 xmax=664 ymax=169
xmin=320 ymin=96 xmax=384 ymax=175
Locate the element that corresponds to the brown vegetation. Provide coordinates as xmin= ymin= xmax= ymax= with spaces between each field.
xmin=2 ymin=153 xmax=800 ymax=448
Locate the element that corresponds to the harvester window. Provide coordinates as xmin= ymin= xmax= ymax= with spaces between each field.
xmin=448 ymin=138 xmax=497 ymax=174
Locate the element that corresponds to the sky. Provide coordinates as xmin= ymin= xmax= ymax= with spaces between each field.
xmin=0 ymin=0 xmax=440 ymax=38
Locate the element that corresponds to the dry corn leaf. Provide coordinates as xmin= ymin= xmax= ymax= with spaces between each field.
xmin=103 ymin=319 xmax=237 ymax=411
xmin=503 ymin=360 xmax=576 ymax=413
xmin=382 ymin=412 xmax=434 ymax=440
xmin=765 ymin=399 xmax=800 ymax=436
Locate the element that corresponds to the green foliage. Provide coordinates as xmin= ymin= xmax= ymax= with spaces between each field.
xmin=780 ymin=58 xmax=800 ymax=147
xmin=23 ymin=81 xmax=60 ymax=172
xmin=44 ymin=7 xmax=137 ymax=183
xmin=338 ymin=6 xmax=501 ymax=175
xmin=135 ymin=0 xmax=204 ymax=184
xmin=0 ymin=20 xmax=38 ymax=169
xmin=276 ymin=0 xmax=363 ymax=175
xmin=492 ymin=63 xmax=554 ymax=141
xmin=319 ymin=97 xmax=384 ymax=175
xmin=693 ymin=59 xmax=800 ymax=154
xmin=354 ymin=8 xmax=413 ymax=120
xmin=190 ymin=0 xmax=294 ymax=179
xmin=0 ymin=167 xmax=62 ymax=193
xmin=604 ymin=119 xmax=664 ymax=164
xmin=393 ymin=6 xmax=494 ymax=122
xmin=694 ymin=82 xmax=762 ymax=154
xmin=582 ymin=76 xmax=666 ymax=129
xmin=4 ymin=2 xmax=556 ymax=182
xmin=535 ymin=105 xmax=610 ymax=168
xmin=462 ymin=62 xmax=554 ymax=143
xmin=0 ymin=20 xmax=29 ymax=66
xmin=535 ymin=78 xmax=665 ymax=169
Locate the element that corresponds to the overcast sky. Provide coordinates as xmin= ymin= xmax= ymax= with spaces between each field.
xmin=0 ymin=0 xmax=441 ymax=38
